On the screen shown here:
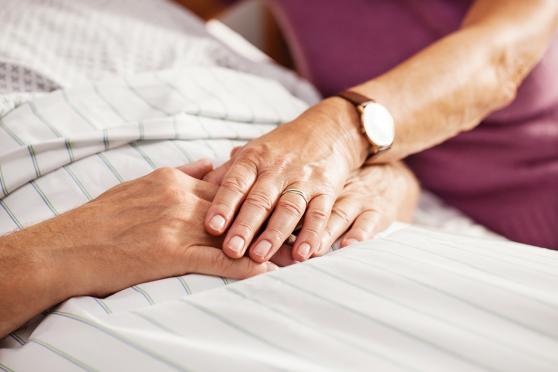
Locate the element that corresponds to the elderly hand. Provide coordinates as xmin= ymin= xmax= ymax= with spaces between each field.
xmin=314 ymin=161 xmax=419 ymax=255
xmin=203 ymin=98 xmax=369 ymax=263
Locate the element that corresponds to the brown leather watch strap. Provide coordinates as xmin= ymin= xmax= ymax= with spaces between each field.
xmin=336 ymin=90 xmax=375 ymax=106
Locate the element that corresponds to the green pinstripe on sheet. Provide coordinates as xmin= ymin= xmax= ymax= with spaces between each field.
xmin=52 ymin=311 xmax=191 ymax=371
xmin=30 ymin=338 xmax=98 ymax=372
xmin=225 ymin=286 xmax=419 ymax=372
xmin=339 ymin=254 xmax=558 ymax=342
xmin=238 ymin=72 xmax=282 ymax=120
xmin=63 ymin=166 xmax=93 ymax=201
xmin=132 ymin=311 xmax=286 ymax=372
xmin=0 ymin=118 xmax=24 ymax=145
xmin=207 ymin=67 xmax=256 ymax=123
xmin=154 ymin=73 xmax=202 ymax=116
xmin=265 ymin=274 xmax=499 ymax=372
xmin=168 ymin=140 xmax=193 ymax=163
xmin=175 ymin=277 xmax=192 ymax=295
xmin=377 ymin=238 xmax=558 ymax=310
xmin=0 ymin=165 xmax=8 ymax=196
xmin=96 ymin=153 xmax=124 ymax=183
xmin=30 ymin=181 xmax=58 ymax=216
xmin=65 ymin=139 xmax=76 ymax=162
xmin=8 ymin=333 xmax=24 ymax=346
xmin=0 ymin=199 xmax=23 ymax=230
xmin=123 ymin=77 xmax=172 ymax=117
xmin=93 ymin=298 xmax=112 ymax=315
xmin=305 ymin=262 xmax=555 ymax=367
xmin=138 ymin=122 xmax=145 ymax=141
xmin=61 ymin=90 xmax=98 ymax=131
xmin=132 ymin=286 xmax=155 ymax=305
xmin=181 ymin=299 xmax=309 ymax=365
xmin=26 ymin=145 xmax=41 ymax=178
xmin=102 ymin=128 xmax=110 ymax=151
xmin=0 ymin=362 xmax=14 ymax=372
xmin=92 ymin=83 xmax=127 ymax=123
xmin=28 ymin=101 xmax=62 ymax=137
xmin=130 ymin=143 xmax=157 ymax=170
xmin=185 ymin=70 xmax=229 ymax=121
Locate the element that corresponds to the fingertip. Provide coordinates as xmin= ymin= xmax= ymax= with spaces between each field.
xmin=177 ymin=159 xmax=214 ymax=179
xmin=340 ymin=238 xmax=360 ymax=248
xmin=224 ymin=235 xmax=246 ymax=258
xmin=206 ymin=213 xmax=227 ymax=235
xmin=265 ymin=262 xmax=279 ymax=272
xmin=249 ymin=239 xmax=274 ymax=263
xmin=292 ymin=242 xmax=312 ymax=261
xmin=196 ymin=158 xmax=213 ymax=168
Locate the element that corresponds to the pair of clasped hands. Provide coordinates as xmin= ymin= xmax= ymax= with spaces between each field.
xmin=56 ymin=98 xmax=416 ymax=299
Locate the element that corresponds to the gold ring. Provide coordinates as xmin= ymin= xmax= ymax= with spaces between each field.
xmin=281 ymin=188 xmax=308 ymax=206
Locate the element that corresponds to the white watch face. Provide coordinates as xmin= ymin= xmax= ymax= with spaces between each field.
xmin=361 ymin=101 xmax=395 ymax=148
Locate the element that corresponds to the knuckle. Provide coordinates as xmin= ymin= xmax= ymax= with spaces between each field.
xmin=232 ymin=220 xmax=256 ymax=235
xmin=307 ymin=208 xmax=329 ymax=222
xmin=277 ymin=198 xmax=305 ymax=217
xmin=236 ymin=152 xmax=261 ymax=170
xmin=153 ymin=166 xmax=181 ymax=181
xmin=160 ymin=185 xmax=186 ymax=204
xmin=221 ymin=175 xmax=248 ymax=194
xmin=263 ymin=226 xmax=285 ymax=244
xmin=331 ymin=207 xmax=352 ymax=225
xmin=301 ymin=227 xmax=320 ymax=242
xmin=244 ymin=191 xmax=274 ymax=212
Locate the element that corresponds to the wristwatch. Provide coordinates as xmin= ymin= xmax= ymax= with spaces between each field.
xmin=336 ymin=90 xmax=395 ymax=158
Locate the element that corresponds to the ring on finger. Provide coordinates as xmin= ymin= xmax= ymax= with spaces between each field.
xmin=280 ymin=188 xmax=309 ymax=206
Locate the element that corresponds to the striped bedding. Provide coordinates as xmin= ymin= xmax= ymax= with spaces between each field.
xmin=0 ymin=1 xmax=557 ymax=370
xmin=0 ymin=66 xmax=557 ymax=371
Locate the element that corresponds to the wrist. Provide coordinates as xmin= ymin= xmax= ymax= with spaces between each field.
xmin=314 ymin=97 xmax=369 ymax=169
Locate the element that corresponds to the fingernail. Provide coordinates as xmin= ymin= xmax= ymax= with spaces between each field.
xmin=344 ymin=238 xmax=359 ymax=247
xmin=253 ymin=240 xmax=272 ymax=258
xmin=208 ymin=215 xmax=226 ymax=232
xmin=265 ymin=262 xmax=279 ymax=272
xmin=228 ymin=235 xmax=245 ymax=255
xmin=298 ymin=242 xmax=311 ymax=259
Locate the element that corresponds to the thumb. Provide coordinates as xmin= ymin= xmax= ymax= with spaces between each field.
xmin=176 ymin=159 xmax=213 ymax=180
xmin=184 ymin=245 xmax=278 ymax=279
xmin=203 ymin=159 xmax=232 ymax=185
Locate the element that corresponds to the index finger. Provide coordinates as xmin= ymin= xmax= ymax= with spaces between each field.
xmin=204 ymin=159 xmax=258 ymax=235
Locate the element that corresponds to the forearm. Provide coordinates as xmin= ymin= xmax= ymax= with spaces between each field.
xmin=350 ymin=0 xmax=558 ymax=162
xmin=0 ymin=219 xmax=77 ymax=338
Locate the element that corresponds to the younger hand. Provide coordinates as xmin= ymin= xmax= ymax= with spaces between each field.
xmin=315 ymin=161 xmax=419 ymax=256
xmin=39 ymin=162 xmax=277 ymax=298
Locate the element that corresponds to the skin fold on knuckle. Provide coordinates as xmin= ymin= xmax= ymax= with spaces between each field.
xmin=244 ymin=190 xmax=275 ymax=213
xmin=330 ymin=207 xmax=353 ymax=226
xmin=258 ymin=226 xmax=286 ymax=248
xmin=221 ymin=174 xmax=250 ymax=196
xmin=306 ymin=207 xmax=330 ymax=225
xmin=277 ymin=198 xmax=305 ymax=218
xmin=228 ymin=220 xmax=256 ymax=238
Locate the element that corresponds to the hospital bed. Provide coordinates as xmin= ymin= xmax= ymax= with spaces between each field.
xmin=0 ymin=5 xmax=556 ymax=371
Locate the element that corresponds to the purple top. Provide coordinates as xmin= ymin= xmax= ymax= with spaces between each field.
xmin=229 ymin=0 xmax=558 ymax=249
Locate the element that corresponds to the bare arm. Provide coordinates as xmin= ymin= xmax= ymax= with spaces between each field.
xmin=343 ymin=0 xmax=558 ymax=162
xmin=0 ymin=163 xmax=274 ymax=339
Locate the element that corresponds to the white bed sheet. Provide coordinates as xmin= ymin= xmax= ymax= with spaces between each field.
xmin=0 ymin=5 xmax=537 ymax=371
